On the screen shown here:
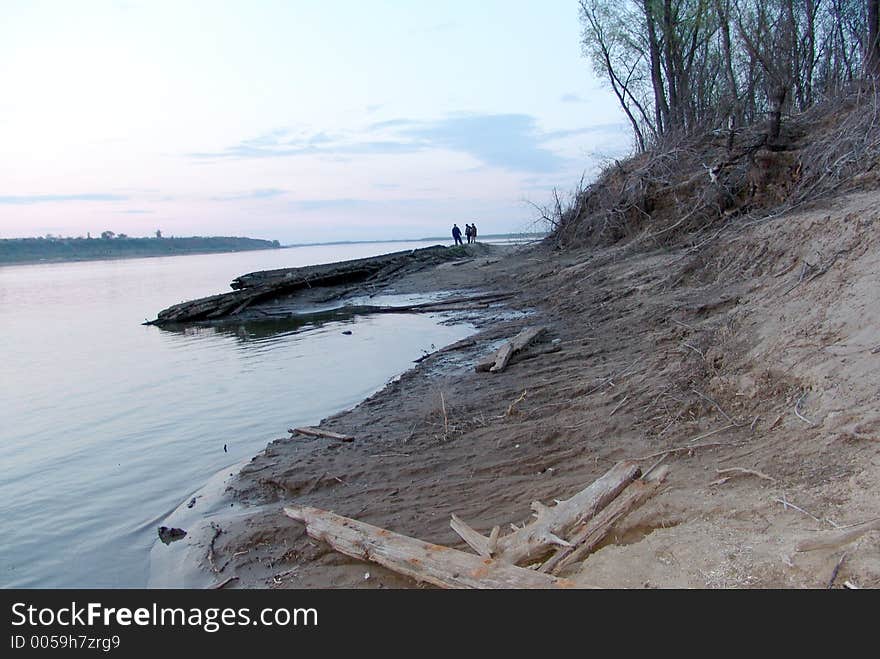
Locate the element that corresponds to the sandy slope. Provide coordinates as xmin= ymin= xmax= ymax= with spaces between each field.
xmin=172 ymin=190 xmax=880 ymax=589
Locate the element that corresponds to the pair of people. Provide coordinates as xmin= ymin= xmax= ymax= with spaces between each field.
xmin=451 ymin=222 xmax=478 ymax=246
xmin=465 ymin=223 xmax=478 ymax=244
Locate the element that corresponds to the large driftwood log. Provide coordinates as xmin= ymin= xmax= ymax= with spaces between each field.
xmin=283 ymin=505 xmax=580 ymax=589
xmin=149 ymin=245 xmax=481 ymax=325
xmin=450 ymin=461 xmax=641 ymax=565
xmin=290 ymin=427 xmax=354 ymax=442
xmin=475 ymin=326 xmax=547 ymax=373
xmin=540 ymin=466 xmax=670 ymax=574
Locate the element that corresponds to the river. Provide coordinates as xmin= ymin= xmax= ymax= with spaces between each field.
xmin=0 ymin=242 xmax=475 ymax=588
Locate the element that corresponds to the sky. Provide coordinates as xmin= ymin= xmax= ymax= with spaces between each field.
xmin=0 ymin=0 xmax=631 ymax=243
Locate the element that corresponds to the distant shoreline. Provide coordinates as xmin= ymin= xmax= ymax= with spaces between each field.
xmin=1 ymin=234 xmax=546 ymax=266
xmin=0 ymin=236 xmax=280 ymax=266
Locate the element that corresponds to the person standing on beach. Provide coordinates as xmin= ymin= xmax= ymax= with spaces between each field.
xmin=452 ymin=223 xmax=463 ymax=245
xmin=471 ymin=223 xmax=477 ymax=243
xmin=464 ymin=224 xmax=472 ymax=244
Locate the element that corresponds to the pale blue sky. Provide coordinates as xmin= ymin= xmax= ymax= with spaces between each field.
xmin=0 ymin=0 xmax=630 ymax=242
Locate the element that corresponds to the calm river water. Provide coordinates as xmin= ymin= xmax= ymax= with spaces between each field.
xmin=0 ymin=242 xmax=475 ymax=588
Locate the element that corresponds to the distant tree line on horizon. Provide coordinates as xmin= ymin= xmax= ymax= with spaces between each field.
xmin=581 ymin=0 xmax=878 ymax=150
xmin=0 ymin=235 xmax=281 ymax=264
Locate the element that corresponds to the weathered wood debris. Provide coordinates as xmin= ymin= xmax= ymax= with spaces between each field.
xmin=283 ymin=460 xmax=669 ymax=588
xmin=475 ymin=326 xmax=547 ymax=373
xmin=283 ymin=505 xmax=579 ymax=589
xmin=289 ymin=427 xmax=354 ymax=442
xmin=148 ymin=245 xmax=474 ymax=325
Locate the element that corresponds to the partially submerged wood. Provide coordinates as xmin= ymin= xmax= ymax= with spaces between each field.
xmin=540 ymin=466 xmax=670 ymax=574
xmin=149 ymin=245 xmax=480 ymax=325
xmin=475 ymin=326 xmax=547 ymax=373
xmin=490 ymin=460 xmax=641 ymax=565
xmin=414 ymin=338 xmax=476 ymax=363
xmin=240 ymin=292 xmax=514 ymax=323
xmin=290 ymin=427 xmax=354 ymax=442
xmin=284 ymin=505 xmax=580 ymax=589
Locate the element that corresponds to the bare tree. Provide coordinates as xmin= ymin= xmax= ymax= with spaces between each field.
xmin=579 ymin=0 xmax=870 ymax=147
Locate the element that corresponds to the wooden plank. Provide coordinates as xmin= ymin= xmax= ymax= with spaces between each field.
xmin=475 ymin=342 xmax=559 ymax=372
xmin=541 ymin=466 xmax=670 ymax=574
xmin=475 ymin=326 xmax=548 ymax=373
xmin=284 ymin=505 xmax=582 ymax=589
xmin=490 ymin=326 xmax=547 ymax=373
xmin=492 ymin=460 xmax=641 ymax=565
xmin=290 ymin=427 xmax=354 ymax=442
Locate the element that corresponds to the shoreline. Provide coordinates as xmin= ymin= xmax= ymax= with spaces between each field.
xmin=151 ymin=200 xmax=880 ymax=588
xmin=0 ymin=246 xmax=285 ymax=268
xmin=148 ymin=242 xmax=528 ymax=588
xmin=0 ymin=236 xmax=280 ymax=267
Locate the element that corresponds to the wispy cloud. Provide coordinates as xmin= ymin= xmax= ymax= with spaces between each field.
xmin=190 ymin=113 xmax=616 ymax=174
xmin=368 ymin=119 xmax=415 ymax=131
xmin=416 ymin=21 xmax=460 ymax=34
xmin=289 ymin=198 xmax=376 ymax=212
xmin=398 ymin=114 xmax=565 ymax=173
xmin=119 ymin=209 xmax=153 ymax=214
xmin=0 ymin=194 xmax=128 ymax=204
xmin=189 ymin=133 xmax=422 ymax=160
xmin=212 ymin=188 xmax=287 ymax=201
xmin=561 ymin=93 xmax=585 ymax=103
xmin=543 ymin=122 xmax=629 ymax=141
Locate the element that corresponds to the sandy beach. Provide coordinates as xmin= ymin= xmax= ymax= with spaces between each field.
xmin=152 ymin=192 xmax=880 ymax=589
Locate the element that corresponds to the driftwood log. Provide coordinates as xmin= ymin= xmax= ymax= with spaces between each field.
xmin=540 ymin=466 xmax=670 ymax=574
xmin=450 ymin=461 xmax=641 ymax=565
xmin=283 ymin=505 xmax=581 ymax=589
xmin=149 ymin=245 xmax=476 ymax=325
xmin=290 ymin=427 xmax=354 ymax=442
xmin=475 ymin=326 xmax=547 ymax=373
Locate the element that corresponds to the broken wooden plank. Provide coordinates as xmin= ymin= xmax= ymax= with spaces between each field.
xmin=290 ymin=427 xmax=354 ymax=442
xmin=283 ymin=505 xmax=581 ymax=589
xmin=490 ymin=460 xmax=641 ymax=565
xmin=475 ymin=326 xmax=548 ymax=373
xmin=490 ymin=326 xmax=547 ymax=373
xmin=540 ymin=466 xmax=670 ymax=574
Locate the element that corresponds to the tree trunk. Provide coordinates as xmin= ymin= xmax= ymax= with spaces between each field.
xmin=643 ymin=0 xmax=669 ymax=134
xmin=715 ymin=0 xmax=739 ymax=118
xmin=869 ymin=0 xmax=880 ymax=77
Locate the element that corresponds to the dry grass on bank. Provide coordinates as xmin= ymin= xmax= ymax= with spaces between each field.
xmin=544 ymin=85 xmax=880 ymax=252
